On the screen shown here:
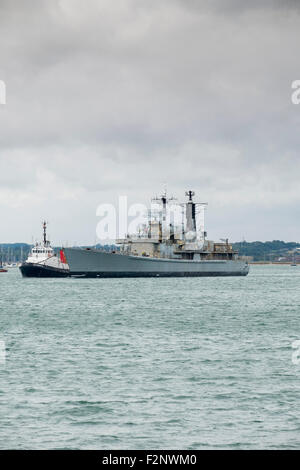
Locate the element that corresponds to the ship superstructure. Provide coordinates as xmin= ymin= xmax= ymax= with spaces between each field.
xmin=63 ymin=191 xmax=249 ymax=277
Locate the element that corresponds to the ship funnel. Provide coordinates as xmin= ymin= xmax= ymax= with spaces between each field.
xmin=185 ymin=190 xmax=196 ymax=235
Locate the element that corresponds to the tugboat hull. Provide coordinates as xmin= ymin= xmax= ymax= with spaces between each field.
xmin=19 ymin=263 xmax=70 ymax=278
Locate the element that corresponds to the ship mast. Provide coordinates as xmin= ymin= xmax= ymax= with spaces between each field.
xmin=43 ymin=221 xmax=48 ymax=246
xmin=152 ymin=189 xmax=177 ymax=240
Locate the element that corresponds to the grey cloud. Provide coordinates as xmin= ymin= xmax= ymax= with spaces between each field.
xmin=172 ymin=0 xmax=300 ymax=14
xmin=0 ymin=0 xmax=299 ymax=243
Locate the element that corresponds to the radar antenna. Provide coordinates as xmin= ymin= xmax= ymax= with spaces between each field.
xmin=185 ymin=190 xmax=195 ymax=202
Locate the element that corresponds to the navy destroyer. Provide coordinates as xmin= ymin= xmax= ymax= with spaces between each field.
xmin=63 ymin=191 xmax=249 ymax=278
xmin=19 ymin=222 xmax=70 ymax=277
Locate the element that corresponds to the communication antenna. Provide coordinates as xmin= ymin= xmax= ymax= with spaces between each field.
xmin=185 ymin=190 xmax=195 ymax=201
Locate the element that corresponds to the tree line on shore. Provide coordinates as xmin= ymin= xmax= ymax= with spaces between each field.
xmin=232 ymin=240 xmax=300 ymax=262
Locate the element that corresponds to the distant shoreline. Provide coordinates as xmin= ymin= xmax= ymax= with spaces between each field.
xmin=249 ymin=262 xmax=298 ymax=265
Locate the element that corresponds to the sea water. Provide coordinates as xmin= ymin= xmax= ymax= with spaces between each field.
xmin=0 ymin=265 xmax=299 ymax=449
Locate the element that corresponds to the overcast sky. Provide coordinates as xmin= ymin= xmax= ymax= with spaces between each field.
xmin=0 ymin=0 xmax=300 ymax=244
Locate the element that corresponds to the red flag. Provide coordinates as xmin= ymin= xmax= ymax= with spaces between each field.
xmin=60 ymin=249 xmax=67 ymax=264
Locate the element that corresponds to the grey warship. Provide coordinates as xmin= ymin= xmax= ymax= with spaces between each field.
xmin=63 ymin=191 xmax=249 ymax=278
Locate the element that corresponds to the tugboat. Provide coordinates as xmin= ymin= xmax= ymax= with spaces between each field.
xmin=19 ymin=222 xmax=70 ymax=277
xmin=0 ymin=253 xmax=7 ymax=273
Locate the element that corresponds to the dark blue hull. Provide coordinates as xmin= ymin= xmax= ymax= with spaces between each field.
xmin=19 ymin=263 xmax=70 ymax=278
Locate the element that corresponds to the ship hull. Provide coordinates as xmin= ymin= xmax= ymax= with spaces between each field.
xmin=19 ymin=263 xmax=70 ymax=278
xmin=64 ymin=248 xmax=249 ymax=278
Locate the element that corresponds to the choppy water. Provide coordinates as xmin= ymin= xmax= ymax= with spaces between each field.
xmin=0 ymin=265 xmax=299 ymax=449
